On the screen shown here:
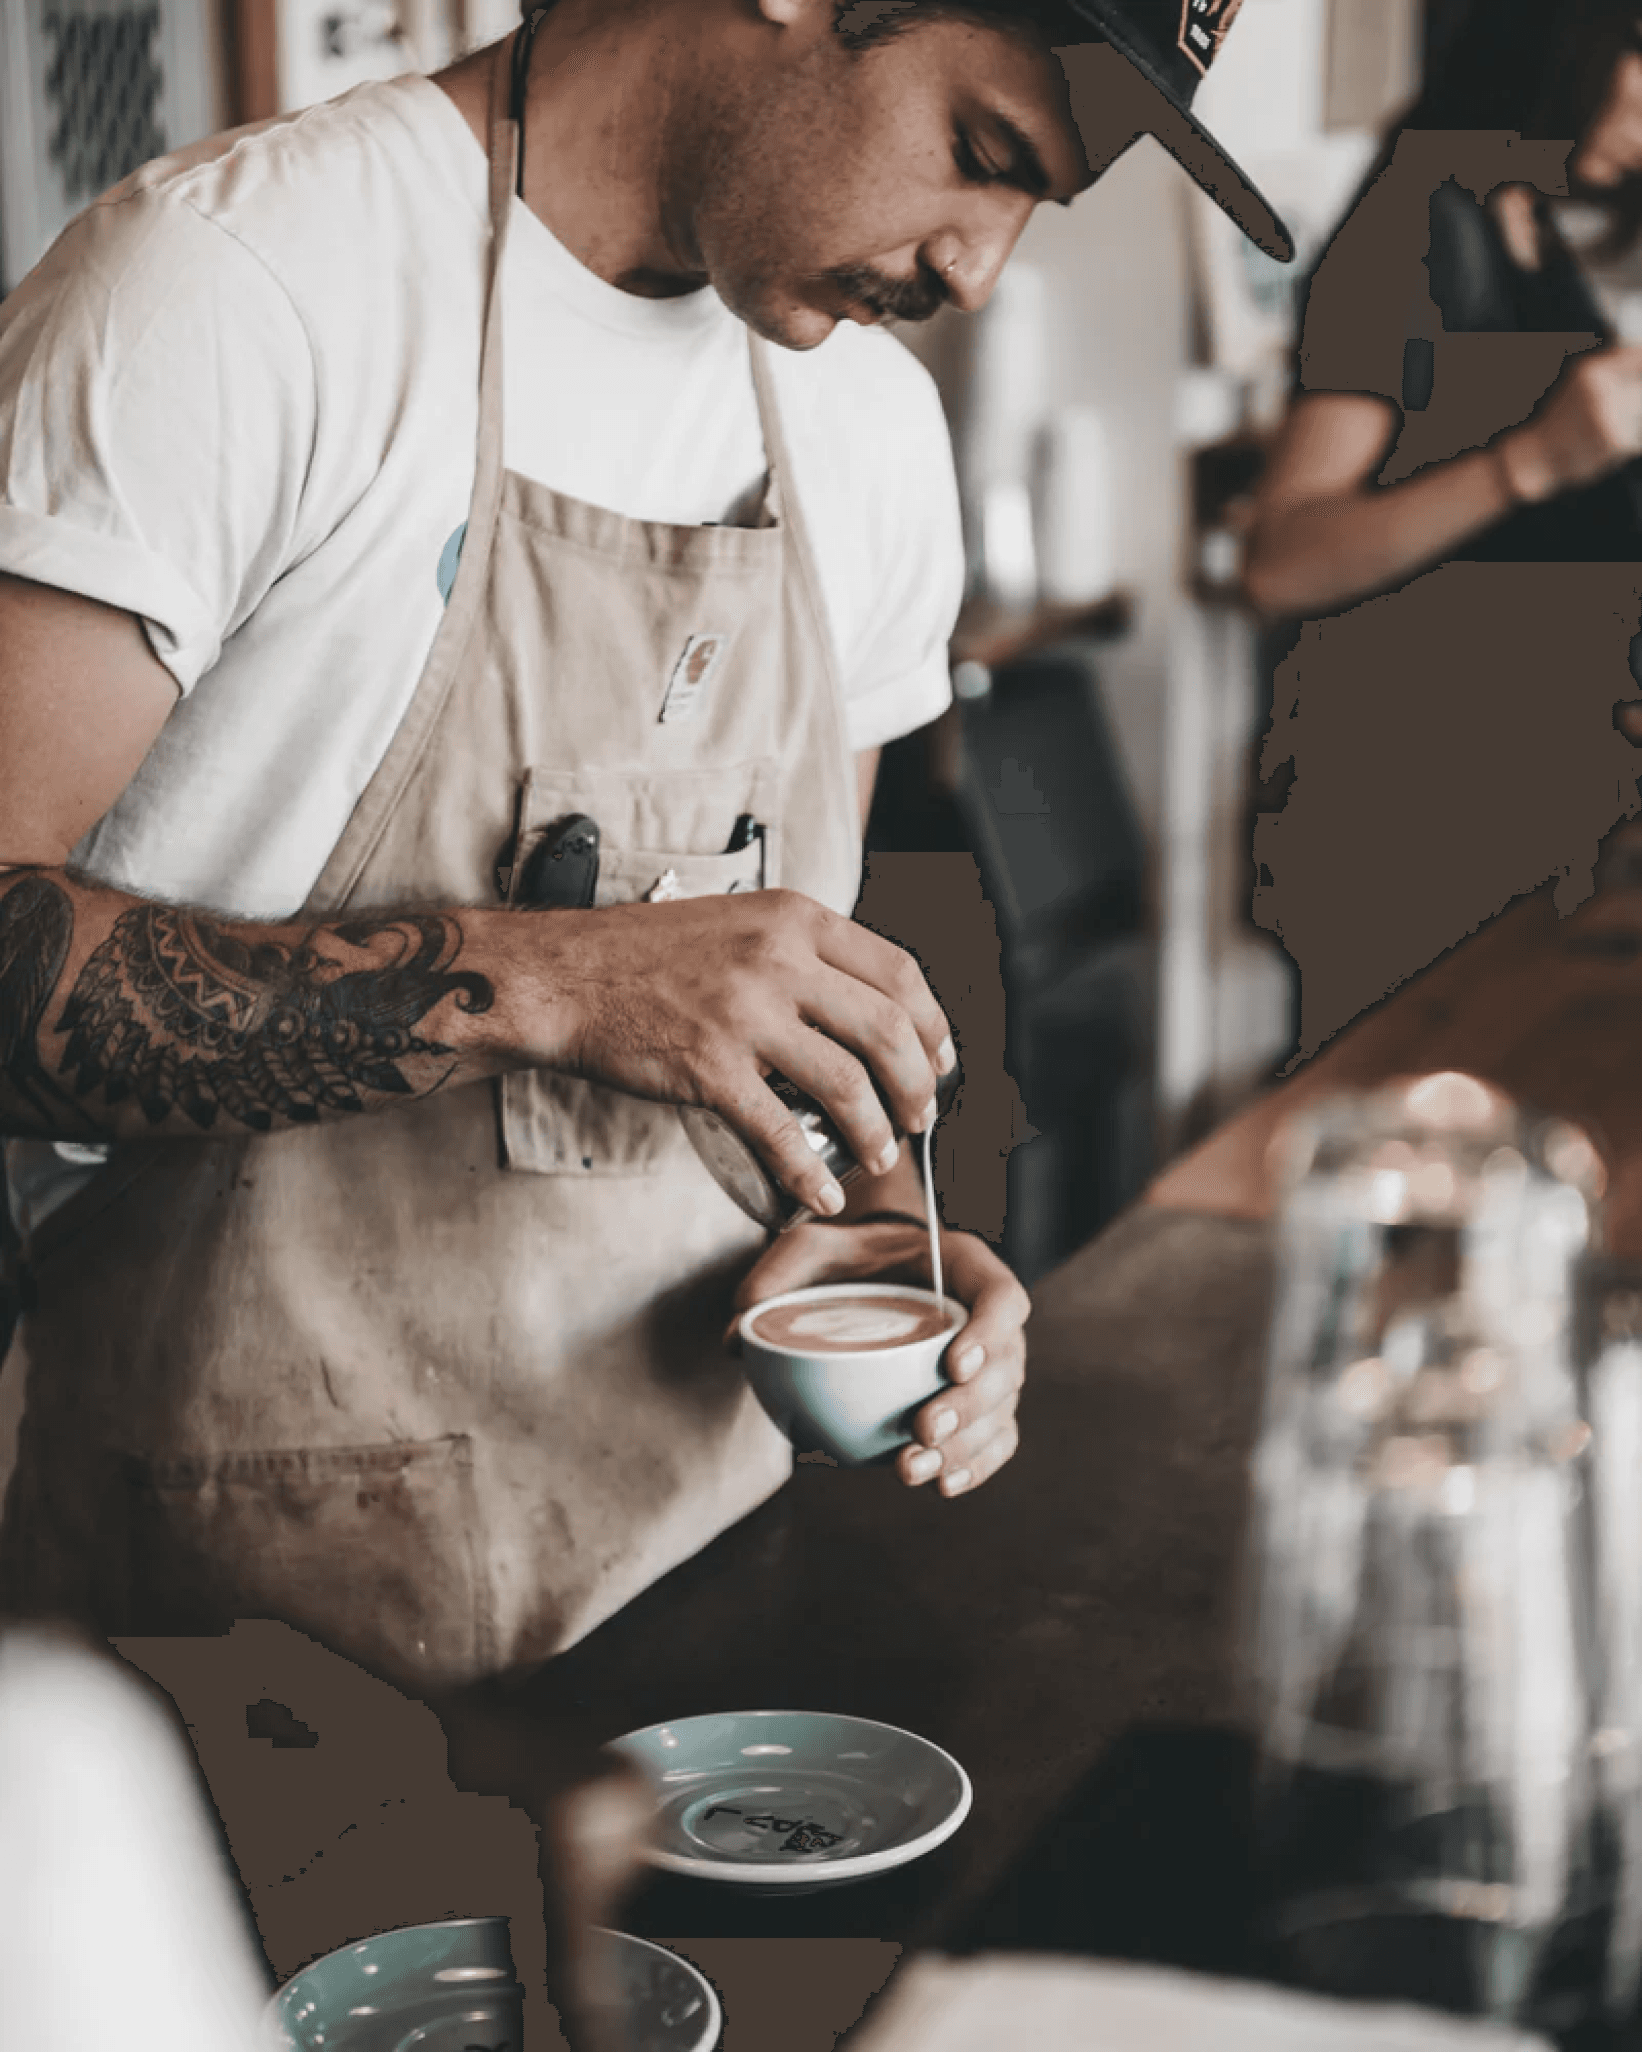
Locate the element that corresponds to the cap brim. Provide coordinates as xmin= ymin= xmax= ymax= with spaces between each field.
xmin=1053 ymin=11 xmax=1295 ymax=264
xmin=1153 ymin=100 xmax=1296 ymax=265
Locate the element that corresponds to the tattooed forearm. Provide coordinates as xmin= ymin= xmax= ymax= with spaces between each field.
xmin=0 ymin=870 xmax=89 ymax=1133
xmin=0 ymin=869 xmax=495 ymax=1139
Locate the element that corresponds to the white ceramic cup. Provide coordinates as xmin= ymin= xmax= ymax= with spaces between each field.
xmin=737 ymin=1283 xmax=969 ymax=1467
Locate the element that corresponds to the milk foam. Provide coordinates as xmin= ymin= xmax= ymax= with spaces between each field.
xmin=787 ymin=1305 xmax=925 ymax=1347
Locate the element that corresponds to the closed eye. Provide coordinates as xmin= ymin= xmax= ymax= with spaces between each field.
xmin=954 ymin=118 xmax=1071 ymax=207
xmin=953 ymin=130 xmax=1004 ymax=185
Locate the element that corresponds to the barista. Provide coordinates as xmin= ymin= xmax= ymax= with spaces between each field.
xmin=0 ymin=0 xmax=1288 ymax=1687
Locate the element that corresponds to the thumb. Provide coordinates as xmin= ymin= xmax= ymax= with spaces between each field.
xmin=726 ymin=1220 xmax=863 ymax=1333
xmin=542 ymin=1755 xmax=655 ymax=2052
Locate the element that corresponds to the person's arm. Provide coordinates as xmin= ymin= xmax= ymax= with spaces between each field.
xmin=0 ymin=577 xmax=956 ymax=1218
xmin=1242 ymin=345 xmax=1642 ymax=619
xmin=855 ymin=746 xmax=881 ymax=832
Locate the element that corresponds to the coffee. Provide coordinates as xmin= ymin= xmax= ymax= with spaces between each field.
xmin=748 ymin=1293 xmax=955 ymax=1354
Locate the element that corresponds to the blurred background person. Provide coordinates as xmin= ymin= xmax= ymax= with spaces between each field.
xmin=1244 ymin=0 xmax=1642 ymax=616
xmin=1235 ymin=0 xmax=1642 ymax=1061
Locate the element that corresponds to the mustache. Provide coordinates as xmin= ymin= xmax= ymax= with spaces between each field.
xmin=828 ymin=261 xmax=949 ymax=324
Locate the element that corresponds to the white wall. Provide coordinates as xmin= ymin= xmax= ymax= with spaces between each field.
xmin=1195 ymin=0 xmax=1330 ymax=156
xmin=898 ymin=0 xmax=1381 ymax=1134
xmin=906 ymin=0 xmax=1367 ymax=842
xmin=952 ymin=135 xmax=1195 ymax=844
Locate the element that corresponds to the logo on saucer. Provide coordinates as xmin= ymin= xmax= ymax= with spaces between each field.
xmin=1179 ymin=0 xmax=1244 ymax=75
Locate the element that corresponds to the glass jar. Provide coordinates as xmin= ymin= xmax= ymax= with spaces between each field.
xmin=1243 ymin=1072 xmax=1611 ymax=2036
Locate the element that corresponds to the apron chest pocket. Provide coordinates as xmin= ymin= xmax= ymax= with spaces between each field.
xmin=499 ymin=764 xmax=778 ymax=1178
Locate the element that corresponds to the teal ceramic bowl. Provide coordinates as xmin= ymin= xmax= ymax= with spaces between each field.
xmin=265 ymin=1917 xmax=524 ymax=2052
xmin=264 ymin=1919 xmax=720 ymax=2052
xmin=591 ymin=1930 xmax=721 ymax=2052
xmin=608 ymin=1709 xmax=972 ymax=1892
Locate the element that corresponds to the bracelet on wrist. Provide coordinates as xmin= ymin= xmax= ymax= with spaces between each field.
xmin=1490 ymin=442 xmax=1524 ymax=507
xmin=851 ymin=1210 xmax=932 ymax=1233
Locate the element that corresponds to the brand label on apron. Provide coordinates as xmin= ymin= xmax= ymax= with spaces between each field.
xmin=659 ymin=632 xmax=733 ymax=725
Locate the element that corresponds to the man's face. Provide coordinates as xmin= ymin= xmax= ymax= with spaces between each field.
xmin=670 ymin=6 xmax=1095 ymax=349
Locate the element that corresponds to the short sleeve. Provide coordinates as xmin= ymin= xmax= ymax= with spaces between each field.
xmin=832 ymin=341 xmax=962 ymax=753
xmin=1297 ymin=148 xmax=1430 ymax=405
xmin=1297 ymin=130 xmax=1561 ymax=407
xmin=0 ymin=186 xmax=317 ymax=693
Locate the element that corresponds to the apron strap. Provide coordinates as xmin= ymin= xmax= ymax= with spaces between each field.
xmin=510 ymin=6 xmax=555 ymax=197
xmin=300 ymin=45 xmax=519 ymax=916
xmin=748 ymin=334 xmax=850 ymax=714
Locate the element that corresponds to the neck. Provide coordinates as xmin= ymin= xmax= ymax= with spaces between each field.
xmin=438 ymin=0 xmax=717 ymax=299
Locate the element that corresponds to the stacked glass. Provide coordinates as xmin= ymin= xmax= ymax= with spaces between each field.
xmin=1244 ymin=1072 xmax=1615 ymax=2040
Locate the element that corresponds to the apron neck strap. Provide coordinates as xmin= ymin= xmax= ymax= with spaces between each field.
xmin=747 ymin=335 xmax=793 ymax=522
xmin=486 ymin=18 xmax=795 ymax=530
xmin=486 ymin=31 xmax=523 ymax=247
xmin=506 ymin=6 xmax=555 ymax=201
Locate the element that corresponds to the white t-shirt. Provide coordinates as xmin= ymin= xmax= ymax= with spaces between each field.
xmin=0 ymin=74 xmax=963 ymax=1234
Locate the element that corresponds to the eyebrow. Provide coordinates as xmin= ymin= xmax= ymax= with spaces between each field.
xmin=989 ymin=114 xmax=1075 ymax=207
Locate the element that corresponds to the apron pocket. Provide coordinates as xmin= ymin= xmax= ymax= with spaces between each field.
xmin=121 ymin=1434 xmax=494 ymax=1688
xmin=500 ymin=763 xmax=778 ymax=1178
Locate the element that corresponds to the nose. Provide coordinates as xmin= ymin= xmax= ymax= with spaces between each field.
xmin=927 ymin=200 xmax=1037 ymax=315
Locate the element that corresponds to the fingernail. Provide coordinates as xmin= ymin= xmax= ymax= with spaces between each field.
xmin=937 ymin=1037 xmax=957 ymax=1074
xmin=930 ymin=1407 xmax=957 ymax=1444
xmin=954 ymin=1345 xmax=985 ymax=1377
xmin=874 ymin=1138 xmax=901 ymax=1177
xmin=816 ymin=1179 xmax=846 ymax=1216
xmin=907 ymin=1448 xmax=941 ymax=1483
xmin=941 ymin=1468 xmax=972 ymax=1496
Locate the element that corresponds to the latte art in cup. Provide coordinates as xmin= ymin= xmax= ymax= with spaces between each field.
xmin=748 ymin=1294 xmax=956 ymax=1353
xmin=737 ymin=1282 xmax=966 ymax=1463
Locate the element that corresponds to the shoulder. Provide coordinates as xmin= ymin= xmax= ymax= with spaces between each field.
xmin=1298 ymin=136 xmax=1436 ymax=399
xmin=4 ymin=76 xmax=490 ymax=501
xmin=1310 ymin=129 xmax=1555 ymax=291
xmin=104 ymin=73 xmax=482 ymax=215
xmin=0 ymin=78 xmax=483 ymax=691
xmin=58 ymin=77 xmax=486 ymax=331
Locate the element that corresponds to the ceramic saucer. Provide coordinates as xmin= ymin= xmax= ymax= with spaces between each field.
xmin=607 ymin=1709 xmax=972 ymax=1891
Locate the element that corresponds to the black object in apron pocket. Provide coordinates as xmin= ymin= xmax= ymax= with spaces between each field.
xmin=497 ymin=763 xmax=778 ymax=1178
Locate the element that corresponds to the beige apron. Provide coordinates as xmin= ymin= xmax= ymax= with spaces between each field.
xmin=0 ymin=46 xmax=862 ymax=1690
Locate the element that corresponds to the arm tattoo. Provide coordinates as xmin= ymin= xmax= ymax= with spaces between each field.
xmin=0 ymin=870 xmax=495 ymax=1137
xmin=0 ymin=872 xmax=86 ymax=1131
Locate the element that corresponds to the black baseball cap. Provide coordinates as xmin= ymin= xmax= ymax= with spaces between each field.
xmin=1044 ymin=0 xmax=1295 ymax=262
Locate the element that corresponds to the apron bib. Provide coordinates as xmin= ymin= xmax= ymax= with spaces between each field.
xmin=0 ymin=45 xmax=862 ymax=1689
